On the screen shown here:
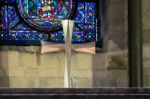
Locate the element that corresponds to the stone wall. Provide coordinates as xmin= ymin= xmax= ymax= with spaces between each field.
xmin=142 ymin=0 xmax=150 ymax=87
xmin=92 ymin=0 xmax=128 ymax=87
xmin=0 ymin=0 xmax=128 ymax=88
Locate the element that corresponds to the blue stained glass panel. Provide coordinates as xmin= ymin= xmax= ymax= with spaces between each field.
xmin=0 ymin=0 xmax=101 ymax=45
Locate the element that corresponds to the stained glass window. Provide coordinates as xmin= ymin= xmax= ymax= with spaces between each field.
xmin=0 ymin=0 xmax=102 ymax=46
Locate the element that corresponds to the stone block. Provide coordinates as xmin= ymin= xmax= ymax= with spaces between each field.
xmin=0 ymin=51 xmax=9 ymax=71
xmin=26 ymin=77 xmax=39 ymax=88
xmin=0 ymin=68 xmax=8 ymax=77
xmin=9 ymin=77 xmax=41 ymax=88
xmin=73 ymin=70 xmax=93 ymax=78
xmin=93 ymin=78 xmax=117 ymax=87
xmin=72 ymin=52 xmax=92 ymax=70
xmin=108 ymin=35 xmax=127 ymax=51
xmin=24 ymin=69 xmax=39 ymax=77
xmin=38 ymin=77 xmax=64 ymax=88
xmin=38 ymin=69 xmax=63 ymax=77
xmin=144 ymin=68 xmax=150 ymax=76
xmin=40 ymin=53 xmax=63 ymax=69
xmin=143 ymin=13 xmax=150 ymax=30
xmin=8 ymin=51 xmax=19 ymax=68
xmin=9 ymin=69 xmax=25 ymax=77
xmin=142 ymin=0 xmax=150 ymax=13
xmin=143 ymin=29 xmax=150 ymax=44
xmin=72 ymin=77 xmax=93 ymax=88
xmin=18 ymin=52 xmax=35 ymax=68
xmin=93 ymin=77 xmax=128 ymax=87
xmin=144 ymin=76 xmax=150 ymax=87
xmin=92 ymin=70 xmax=128 ymax=87
xmin=92 ymin=53 xmax=107 ymax=70
xmin=143 ymin=46 xmax=150 ymax=68
xmin=0 ymin=77 xmax=9 ymax=87
xmin=104 ymin=70 xmax=128 ymax=80
xmin=9 ymin=77 xmax=28 ymax=88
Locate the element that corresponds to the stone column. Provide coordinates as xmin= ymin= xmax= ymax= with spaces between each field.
xmin=128 ymin=0 xmax=143 ymax=87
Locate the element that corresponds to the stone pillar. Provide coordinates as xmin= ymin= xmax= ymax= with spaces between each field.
xmin=128 ymin=0 xmax=143 ymax=87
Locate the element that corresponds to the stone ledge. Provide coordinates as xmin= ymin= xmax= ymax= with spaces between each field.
xmin=0 ymin=88 xmax=149 ymax=98
xmin=0 ymin=88 xmax=149 ymax=95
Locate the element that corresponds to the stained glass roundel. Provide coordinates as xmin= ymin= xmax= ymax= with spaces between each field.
xmin=17 ymin=0 xmax=75 ymax=31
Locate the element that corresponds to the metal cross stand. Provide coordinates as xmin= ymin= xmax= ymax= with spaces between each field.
xmin=62 ymin=20 xmax=74 ymax=88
